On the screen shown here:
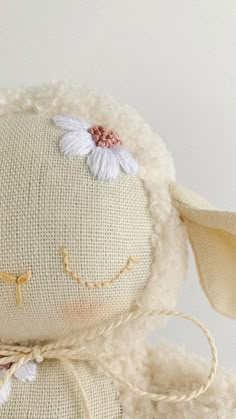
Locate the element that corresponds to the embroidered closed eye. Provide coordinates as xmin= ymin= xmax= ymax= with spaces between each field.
xmin=61 ymin=247 xmax=140 ymax=289
xmin=0 ymin=271 xmax=32 ymax=306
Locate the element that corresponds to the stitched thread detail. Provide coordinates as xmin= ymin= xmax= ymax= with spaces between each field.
xmin=53 ymin=115 xmax=139 ymax=182
xmin=61 ymin=247 xmax=140 ymax=289
xmin=88 ymin=125 xmax=122 ymax=148
xmin=0 ymin=271 xmax=32 ymax=305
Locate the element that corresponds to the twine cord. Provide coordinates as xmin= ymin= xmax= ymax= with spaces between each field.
xmin=0 ymin=309 xmax=218 ymax=419
xmin=61 ymin=358 xmax=92 ymax=419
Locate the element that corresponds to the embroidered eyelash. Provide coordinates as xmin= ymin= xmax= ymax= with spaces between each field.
xmin=0 ymin=271 xmax=32 ymax=306
xmin=53 ymin=115 xmax=139 ymax=182
xmin=61 ymin=247 xmax=140 ymax=289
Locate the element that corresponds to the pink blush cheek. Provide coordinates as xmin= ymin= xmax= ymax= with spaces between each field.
xmin=59 ymin=301 xmax=104 ymax=323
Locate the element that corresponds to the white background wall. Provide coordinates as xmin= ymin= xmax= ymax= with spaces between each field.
xmin=1 ymin=0 xmax=236 ymax=370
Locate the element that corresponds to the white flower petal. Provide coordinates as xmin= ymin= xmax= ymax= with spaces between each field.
xmin=14 ymin=361 xmax=37 ymax=382
xmin=53 ymin=115 xmax=89 ymax=131
xmin=87 ymin=148 xmax=120 ymax=181
xmin=59 ymin=131 xmax=95 ymax=157
xmin=0 ymin=369 xmax=11 ymax=405
xmin=113 ymin=147 xmax=139 ymax=175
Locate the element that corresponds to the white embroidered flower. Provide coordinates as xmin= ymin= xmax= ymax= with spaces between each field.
xmin=0 ymin=361 xmax=37 ymax=405
xmin=53 ymin=115 xmax=139 ymax=182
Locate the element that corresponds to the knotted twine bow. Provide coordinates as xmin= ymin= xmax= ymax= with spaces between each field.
xmin=0 ymin=309 xmax=218 ymax=419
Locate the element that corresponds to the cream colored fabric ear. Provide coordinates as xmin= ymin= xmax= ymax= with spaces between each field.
xmin=169 ymin=181 xmax=236 ymax=319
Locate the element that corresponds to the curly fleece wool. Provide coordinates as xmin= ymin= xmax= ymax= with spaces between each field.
xmin=121 ymin=341 xmax=236 ymax=419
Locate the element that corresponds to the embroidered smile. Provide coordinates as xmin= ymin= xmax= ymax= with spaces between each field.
xmin=61 ymin=247 xmax=140 ymax=289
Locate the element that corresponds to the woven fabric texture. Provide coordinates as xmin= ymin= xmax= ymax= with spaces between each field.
xmin=0 ymin=360 xmax=122 ymax=419
xmin=0 ymin=112 xmax=153 ymax=342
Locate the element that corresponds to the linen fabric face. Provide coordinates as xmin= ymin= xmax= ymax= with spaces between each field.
xmin=0 ymin=112 xmax=153 ymax=341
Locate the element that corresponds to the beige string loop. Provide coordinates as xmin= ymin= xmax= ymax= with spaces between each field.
xmin=0 ymin=271 xmax=32 ymax=305
xmin=0 ymin=309 xmax=217 ymax=419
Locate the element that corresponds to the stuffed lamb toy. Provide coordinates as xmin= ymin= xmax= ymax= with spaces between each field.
xmin=0 ymin=81 xmax=235 ymax=419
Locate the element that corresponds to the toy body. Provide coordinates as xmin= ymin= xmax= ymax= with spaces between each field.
xmin=0 ymin=361 xmax=122 ymax=418
xmin=0 ymin=82 xmax=235 ymax=418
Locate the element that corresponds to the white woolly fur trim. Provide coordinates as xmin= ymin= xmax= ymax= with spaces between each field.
xmin=120 ymin=340 xmax=236 ymax=419
xmin=0 ymin=81 xmax=188 ymax=343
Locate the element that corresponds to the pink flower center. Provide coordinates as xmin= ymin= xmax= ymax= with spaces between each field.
xmin=88 ymin=125 xmax=122 ymax=148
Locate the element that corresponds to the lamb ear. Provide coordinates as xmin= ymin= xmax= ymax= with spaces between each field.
xmin=169 ymin=181 xmax=236 ymax=319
